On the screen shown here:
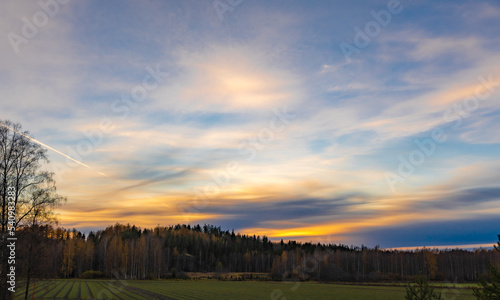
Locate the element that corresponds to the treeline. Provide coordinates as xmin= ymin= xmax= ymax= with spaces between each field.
xmin=16 ymin=223 xmax=500 ymax=282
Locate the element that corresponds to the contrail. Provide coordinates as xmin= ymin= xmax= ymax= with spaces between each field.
xmin=0 ymin=122 xmax=106 ymax=177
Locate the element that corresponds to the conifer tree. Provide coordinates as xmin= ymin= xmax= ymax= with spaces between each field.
xmin=473 ymin=235 xmax=500 ymax=300
xmin=405 ymin=274 xmax=442 ymax=300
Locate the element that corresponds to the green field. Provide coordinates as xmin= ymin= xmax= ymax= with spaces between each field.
xmin=14 ymin=279 xmax=476 ymax=299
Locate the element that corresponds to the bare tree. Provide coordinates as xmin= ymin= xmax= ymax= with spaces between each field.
xmin=0 ymin=120 xmax=65 ymax=300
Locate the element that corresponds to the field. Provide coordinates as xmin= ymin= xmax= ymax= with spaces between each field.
xmin=14 ymin=279 xmax=476 ymax=299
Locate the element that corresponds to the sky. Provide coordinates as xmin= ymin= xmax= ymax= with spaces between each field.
xmin=1 ymin=0 xmax=500 ymax=249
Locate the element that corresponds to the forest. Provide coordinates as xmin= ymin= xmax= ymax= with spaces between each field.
xmin=15 ymin=223 xmax=500 ymax=283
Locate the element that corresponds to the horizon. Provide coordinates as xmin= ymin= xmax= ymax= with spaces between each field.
xmin=36 ymin=221 xmax=499 ymax=251
xmin=43 ymin=222 xmax=500 ymax=252
xmin=1 ymin=0 xmax=500 ymax=250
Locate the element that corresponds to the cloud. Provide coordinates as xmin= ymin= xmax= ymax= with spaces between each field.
xmin=199 ymin=196 xmax=356 ymax=229
xmin=460 ymin=2 xmax=500 ymax=24
xmin=150 ymin=45 xmax=303 ymax=114
xmin=0 ymin=1 xmax=81 ymax=117
xmin=409 ymin=36 xmax=484 ymax=62
xmin=115 ymin=168 xmax=193 ymax=192
xmin=459 ymin=111 xmax=500 ymax=144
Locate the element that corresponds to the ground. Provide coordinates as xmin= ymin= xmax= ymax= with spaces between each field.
xmin=14 ymin=279 xmax=476 ymax=299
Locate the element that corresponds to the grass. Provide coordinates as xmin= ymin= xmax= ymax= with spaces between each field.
xmin=80 ymin=281 xmax=92 ymax=299
xmin=13 ymin=279 xmax=476 ymax=299
xmin=67 ymin=281 xmax=80 ymax=299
